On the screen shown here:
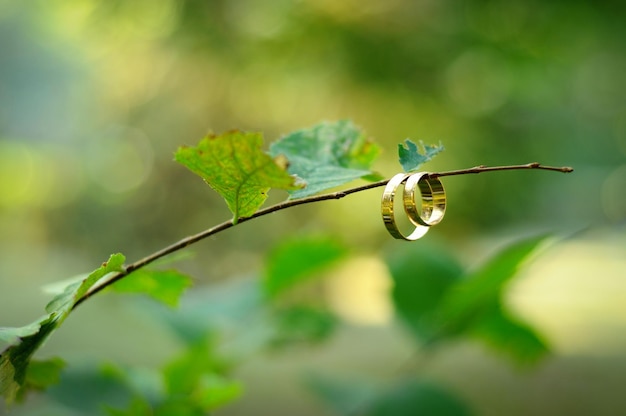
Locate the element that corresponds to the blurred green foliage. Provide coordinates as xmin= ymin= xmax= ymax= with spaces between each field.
xmin=0 ymin=0 xmax=623 ymax=260
xmin=1 ymin=254 xmax=125 ymax=404
xmin=2 ymin=232 xmax=547 ymax=414
xmin=264 ymin=235 xmax=348 ymax=298
xmin=389 ymin=235 xmax=549 ymax=363
xmin=0 ymin=0 xmax=625 ymax=415
xmin=111 ymin=269 xmax=193 ymax=308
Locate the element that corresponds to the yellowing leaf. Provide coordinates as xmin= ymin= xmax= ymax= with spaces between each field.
xmin=175 ymin=131 xmax=301 ymax=222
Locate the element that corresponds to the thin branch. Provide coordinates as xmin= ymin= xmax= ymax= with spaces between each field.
xmin=73 ymin=162 xmax=573 ymax=309
xmin=430 ymin=162 xmax=574 ymax=178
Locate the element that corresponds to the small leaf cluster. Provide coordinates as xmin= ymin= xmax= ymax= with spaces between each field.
xmin=175 ymin=120 xmax=440 ymax=222
xmin=1 ymin=254 xmax=126 ymax=404
xmin=39 ymin=337 xmax=240 ymax=415
xmin=0 ymin=255 xmax=191 ymax=406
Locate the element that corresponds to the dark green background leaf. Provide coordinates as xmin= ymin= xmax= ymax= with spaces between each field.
xmin=387 ymin=244 xmax=463 ymax=341
xmin=162 ymin=337 xmax=240 ymax=413
xmin=366 ymin=380 xmax=473 ymax=416
xmin=440 ymin=235 xmax=548 ymax=331
xmin=47 ymin=363 xmax=137 ymax=415
xmin=263 ymin=236 xmax=348 ymax=298
xmin=19 ymin=357 xmax=66 ymax=400
xmin=307 ymin=376 xmax=472 ymax=416
xmin=112 ymin=269 xmax=193 ymax=308
xmin=305 ymin=374 xmax=378 ymax=415
xmin=387 ymin=235 xmax=550 ymax=363
xmin=470 ymin=304 xmax=549 ymax=365
xmin=270 ymin=306 xmax=337 ymax=348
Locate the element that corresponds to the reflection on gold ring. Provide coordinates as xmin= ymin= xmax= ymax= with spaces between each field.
xmin=381 ymin=173 xmax=429 ymax=241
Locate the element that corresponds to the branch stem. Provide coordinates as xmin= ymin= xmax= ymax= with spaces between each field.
xmin=73 ymin=162 xmax=572 ymax=309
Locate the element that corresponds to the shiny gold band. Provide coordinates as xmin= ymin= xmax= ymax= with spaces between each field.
xmin=381 ymin=173 xmax=430 ymax=240
xmin=403 ymin=172 xmax=446 ymax=226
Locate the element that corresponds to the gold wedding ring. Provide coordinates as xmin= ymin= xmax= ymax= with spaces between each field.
xmin=381 ymin=172 xmax=447 ymax=240
xmin=381 ymin=173 xmax=430 ymax=240
xmin=403 ymin=172 xmax=446 ymax=226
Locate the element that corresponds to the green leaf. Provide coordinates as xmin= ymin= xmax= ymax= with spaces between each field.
xmin=164 ymin=340 xmax=211 ymax=397
xmin=0 ymin=321 xmax=45 ymax=349
xmin=99 ymin=363 xmax=162 ymax=404
xmin=387 ymin=244 xmax=463 ymax=341
xmin=386 ymin=235 xmax=550 ymax=363
xmin=263 ymin=236 xmax=348 ymax=298
xmin=470 ymin=304 xmax=549 ymax=364
xmin=111 ymin=269 xmax=193 ymax=308
xmin=366 ymin=380 xmax=473 ymax=416
xmin=47 ymin=363 xmax=135 ymax=415
xmin=155 ymin=401 xmax=203 ymax=416
xmin=437 ymin=235 xmax=551 ymax=362
xmin=162 ymin=338 xmax=239 ymax=413
xmin=269 ymin=120 xmax=380 ymax=199
xmin=99 ymin=363 xmax=161 ymax=416
xmin=0 ymin=315 xmax=58 ymax=403
xmin=45 ymin=253 xmax=126 ymax=322
xmin=150 ymin=277 xmax=264 ymax=344
xmin=1 ymin=254 xmax=125 ymax=404
xmin=19 ymin=357 xmax=66 ymax=399
xmin=440 ymin=235 xmax=548 ymax=330
xmin=270 ymin=306 xmax=337 ymax=348
xmin=175 ymin=130 xmax=301 ymax=222
xmin=305 ymin=374 xmax=378 ymax=415
xmin=105 ymin=397 xmax=152 ymax=416
xmin=398 ymin=139 xmax=444 ymax=172
xmin=163 ymin=338 xmax=228 ymax=396
xmin=192 ymin=374 xmax=242 ymax=411
xmin=307 ymin=376 xmax=472 ymax=416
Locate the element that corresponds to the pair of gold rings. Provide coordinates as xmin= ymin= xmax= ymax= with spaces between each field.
xmin=381 ymin=172 xmax=447 ymax=240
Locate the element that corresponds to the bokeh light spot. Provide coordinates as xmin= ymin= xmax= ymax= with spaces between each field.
xmin=0 ymin=141 xmax=35 ymax=208
xmin=85 ymin=126 xmax=154 ymax=194
xmin=445 ymin=48 xmax=511 ymax=117
xmin=326 ymin=256 xmax=392 ymax=326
